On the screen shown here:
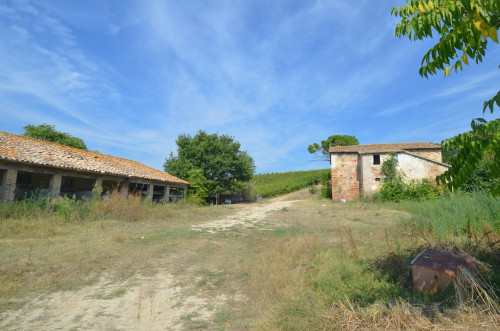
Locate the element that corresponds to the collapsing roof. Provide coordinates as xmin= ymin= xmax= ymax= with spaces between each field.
xmin=329 ymin=142 xmax=441 ymax=154
xmin=0 ymin=131 xmax=188 ymax=185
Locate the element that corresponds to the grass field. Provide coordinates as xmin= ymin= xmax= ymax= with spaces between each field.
xmin=252 ymin=169 xmax=330 ymax=198
xmin=0 ymin=190 xmax=499 ymax=329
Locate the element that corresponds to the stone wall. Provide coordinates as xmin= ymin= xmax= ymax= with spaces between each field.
xmin=0 ymin=169 xmax=17 ymax=202
xmin=330 ymin=153 xmax=360 ymax=201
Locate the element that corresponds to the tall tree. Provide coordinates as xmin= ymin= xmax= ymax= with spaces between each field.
xmin=391 ymin=0 xmax=499 ymax=195
xmin=23 ymin=124 xmax=87 ymax=150
xmin=164 ymin=130 xmax=255 ymax=195
xmin=308 ymin=135 xmax=359 ymax=160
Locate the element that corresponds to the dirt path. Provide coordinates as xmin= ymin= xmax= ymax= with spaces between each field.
xmin=191 ymin=196 xmax=300 ymax=233
xmin=0 ymin=196 xmax=300 ymax=330
xmin=1 ymin=271 xmax=230 ymax=330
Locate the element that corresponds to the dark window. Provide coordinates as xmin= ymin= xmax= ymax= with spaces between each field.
xmin=375 ymin=178 xmax=381 ymax=182
xmin=62 ymin=178 xmax=73 ymax=188
xmin=373 ymin=154 xmax=380 ymax=165
xmin=17 ymin=173 xmax=31 ymax=184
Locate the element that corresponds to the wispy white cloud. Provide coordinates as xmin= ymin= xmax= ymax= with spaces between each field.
xmin=0 ymin=0 xmax=497 ymax=173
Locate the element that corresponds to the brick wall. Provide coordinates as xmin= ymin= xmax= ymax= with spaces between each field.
xmin=0 ymin=169 xmax=17 ymax=202
xmin=331 ymin=153 xmax=359 ymax=201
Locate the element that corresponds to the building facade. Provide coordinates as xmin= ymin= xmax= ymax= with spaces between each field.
xmin=0 ymin=131 xmax=188 ymax=203
xmin=329 ymin=143 xmax=450 ymax=201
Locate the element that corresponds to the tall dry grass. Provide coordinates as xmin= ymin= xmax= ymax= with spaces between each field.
xmin=248 ymin=230 xmax=500 ymax=330
xmin=0 ymin=189 xmax=188 ymax=224
xmin=324 ymin=299 xmax=500 ymax=330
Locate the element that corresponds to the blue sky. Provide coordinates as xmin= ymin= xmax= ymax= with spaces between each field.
xmin=0 ymin=0 xmax=498 ymax=174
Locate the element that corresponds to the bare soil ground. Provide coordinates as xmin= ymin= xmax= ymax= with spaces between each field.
xmin=0 ymin=194 xmax=307 ymax=330
xmin=1 ymin=271 xmax=231 ymax=330
xmin=192 ymin=196 xmax=299 ymax=233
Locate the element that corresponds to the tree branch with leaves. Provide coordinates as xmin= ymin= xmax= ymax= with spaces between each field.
xmin=308 ymin=135 xmax=359 ymax=160
xmin=392 ymin=0 xmax=499 ymax=195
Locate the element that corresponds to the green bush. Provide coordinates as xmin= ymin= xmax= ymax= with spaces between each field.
xmin=379 ymin=154 xmax=441 ymax=202
xmin=308 ymin=186 xmax=318 ymax=194
xmin=320 ymin=173 xmax=332 ymax=199
xmin=460 ymin=155 xmax=499 ymax=193
xmin=380 ymin=179 xmax=440 ymax=202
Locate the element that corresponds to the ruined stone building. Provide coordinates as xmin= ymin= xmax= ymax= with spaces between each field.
xmin=0 ymin=131 xmax=188 ymax=203
xmin=329 ymin=143 xmax=450 ymax=201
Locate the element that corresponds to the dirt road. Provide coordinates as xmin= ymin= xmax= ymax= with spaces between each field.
xmin=0 ymin=197 xmax=301 ymax=330
xmin=192 ymin=197 xmax=299 ymax=233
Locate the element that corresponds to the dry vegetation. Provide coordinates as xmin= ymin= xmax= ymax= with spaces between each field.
xmin=0 ymin=189 xmax=499 ymax=330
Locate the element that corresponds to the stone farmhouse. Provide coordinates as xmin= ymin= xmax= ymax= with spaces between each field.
xmin=329 ymin=142 xmax=450 ymax=201
xmin=0 ymin=131 xmax=188 ymax=203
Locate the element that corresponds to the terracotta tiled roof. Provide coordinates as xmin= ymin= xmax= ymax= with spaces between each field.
xmin=0 ymin=131 xmax=189 ymax=185
xmin=329 ymin=142 xmax=441 ymax=154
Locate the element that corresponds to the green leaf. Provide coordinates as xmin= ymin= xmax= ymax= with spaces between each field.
xmin=460 ymin=0 xmax=472 ymax=12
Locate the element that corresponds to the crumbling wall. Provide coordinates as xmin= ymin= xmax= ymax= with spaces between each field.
xmin=359 ymin=154 xmax=393 ymax=195
xmin=398 ymin=153 xmax=449 ymax=184
xmin=330 ymin=153 xmax=360 ymax=201
xmin=406 ymin=149 xmax=443 ymax=163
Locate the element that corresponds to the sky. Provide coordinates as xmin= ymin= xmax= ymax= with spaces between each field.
xmin=0 ymin=0 xmax=498 ymax=174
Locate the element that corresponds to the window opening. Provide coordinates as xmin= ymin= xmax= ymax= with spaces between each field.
xmin=62 ymin=178 xmax=74 ymax=188
xmin=17 ymin=173 xmax=31 ymax=184
xmin=373 ymin=154 xmax=380 ymax=165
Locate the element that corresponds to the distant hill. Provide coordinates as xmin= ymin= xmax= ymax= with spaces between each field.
xmin=252 ymin=169 xmax=330 ymax=198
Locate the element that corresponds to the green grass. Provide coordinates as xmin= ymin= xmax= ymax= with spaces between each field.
xmin=252 ymin=169 xmax=330 ymax=198
xmin=397 ymin=191 xmax=500 ymax=239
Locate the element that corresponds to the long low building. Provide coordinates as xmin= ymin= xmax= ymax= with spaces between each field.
xmin=0 ymin=131 xmax=189 ymax=203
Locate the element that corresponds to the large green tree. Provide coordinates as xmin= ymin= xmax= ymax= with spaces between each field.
xmin=23 ymin=123 xmax=87 ymax=150
xmin=392 ymin=0 xmax=499 ymax=195
xmin=164 ymin=130 xmax=255 ymax=195
xmin=308 ymin=135 xmax=359 ymax=159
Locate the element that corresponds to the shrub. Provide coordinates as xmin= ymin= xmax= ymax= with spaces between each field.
xmin=320 ymin=172 xmax=332 ymax=199
xmin=379 ymin=154 xmax=441 ymax=202
xmin=380 ymin=179 xmax=441 ymax=202
xmin=460 ymin=155 xmax=499 ymax=193
xmin=308 ymin=186 xmax=318 ymax=194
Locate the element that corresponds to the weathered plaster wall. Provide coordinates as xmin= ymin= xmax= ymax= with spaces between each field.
xmin=331 ymin=153 xmax=360 ymax=201
xmin=359 ymin=154 xmax=393 ymax=195
xmin=407 ymin=149 xmax=443 ymax=163
xmin=398 ymin=153 xmax=448 ymax=184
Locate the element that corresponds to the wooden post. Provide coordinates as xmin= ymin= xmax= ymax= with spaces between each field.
xmin=164 ymin=185 xmax=170 ymax=203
